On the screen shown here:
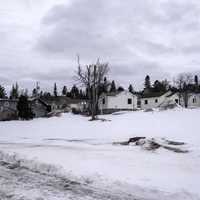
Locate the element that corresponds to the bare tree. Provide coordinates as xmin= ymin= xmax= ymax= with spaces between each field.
xmin=175 ymin=73 xmax=193 ymax=108
xmin=75 ymin=58 xmax=109 ymax=120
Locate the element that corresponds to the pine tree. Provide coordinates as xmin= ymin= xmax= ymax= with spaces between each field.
xmin=0 ymin=85 xmax=6 ymax=98
xmin=110 ymin=80 xmax=116 ymax=93
xmin=194 ymin=75 xmax=198 ymax=86
xmin=10 ymin=83 xmax=19 ymax=99
xmin=117 ymin=86 xmax=124 ymax=92
xmin=128 ymin=84 xmax=134 ymax=93
xmin=17 ymin=95 xmax=34 ymax=120
xmin=62 ymin=86 xmax=67 ymax=96
xmin=32 ymin=88 xmax=37 ymax=97
xmin=54 ymin=83 xmax=58 ymax=97
xmin=144 ymin=75 xmax=151 ymax=89
xmin=70 ymin=85 xmax=79 ymax=99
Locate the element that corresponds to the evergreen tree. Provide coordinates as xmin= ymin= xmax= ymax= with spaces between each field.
xmin=117 ymin=86 xmax=124 ymax=92
xmin=39 ymin=91 xmax=43 ymax=97
xmin=128 ymin=84 xmax=134 ymax=93
xmin=194 ymin=75 xmax=198 ymax=86
xmin=79 ymin=89 xmax=84 ymax=99
xmin=0 ymin=85 xmax=6 ymax=98
xmin=62 ymin=86 xmax=67 ymax=96
xmin=32 ymin=88 xmax=37 ymax=97
xmin=17 ymin=95 xmax=34 ymax=120
xmin=10 ymin=83 xmax=19 ymax=99
xmin=70 ymin=85 xmax=79 ymax=99
xmin=54 ymin=83 xmax=58 ymax=97
xmin=103 ymin=77 xmax=108 ymax=93
xmin=144 ymin=75 xmax=151 ymax=89
xmin=110 ymin=80 xmax=116 ymax=93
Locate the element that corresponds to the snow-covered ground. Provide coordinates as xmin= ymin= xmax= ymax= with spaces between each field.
xmin=0 ymin=108 xmax=200 ymax=199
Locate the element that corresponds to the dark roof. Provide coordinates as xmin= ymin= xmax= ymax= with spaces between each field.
xmin=106 ymin=91 xmax=122 ymax=96
xmin=40 ymin=96 xmax=87 ymax=106
xmin=141 ymin=91 xmax=167 ymax=98
xmin=0 ymin=99 xmax=18 ymax=102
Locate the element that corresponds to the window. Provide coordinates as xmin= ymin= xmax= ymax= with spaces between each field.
xmin=128 ymin=98 xmax=132 ymax=104
xmin=145 ymin=100 xmax=148 ymax=105
xmin=155 ymin=99 xmax=158 ymax=103
xmin=175 ymin=99 xmax=179 ymax=104
xmin=193 ymin=97 xmax=196 ymax=104
xmin=102 ymin=98 xmax=105 ymax=104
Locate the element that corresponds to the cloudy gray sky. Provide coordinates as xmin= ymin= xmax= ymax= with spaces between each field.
xmin=1 ymin=0 xmax=200 ymax=93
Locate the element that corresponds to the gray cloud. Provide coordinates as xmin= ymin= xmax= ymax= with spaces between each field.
xmin=1 ymin=0 xmax=200 ymax=92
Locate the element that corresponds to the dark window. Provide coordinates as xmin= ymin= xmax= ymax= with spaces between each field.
xmin=193 ymin=98 xmax=196 ymax=103
xmin=102 ymin=98 xmax=105 ymax=104
xmin=155 ymin=99 xmax=158 ymax=103
xmin=128 ymin=98 xmax=132 ymax=104
xmin=145 ymin=100 xmax=148 ymax=105
xmin=175 ymin=99 xmax=179 ymax=104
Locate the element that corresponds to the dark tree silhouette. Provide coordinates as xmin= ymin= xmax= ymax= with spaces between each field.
xmin=54 ymin=83 xmax=58 ymax=97
xmin=128 ymin=84 xmax=134 ymax=93
xmin=110 ymin=80 xmax=116 ymax=93
xmin=144 ymin=75 xmax=151 ymax=89
xmin=17 ymin=95 xmax=34 ymax=120
xmin=0 ymin=85 xmax=6 ymax=98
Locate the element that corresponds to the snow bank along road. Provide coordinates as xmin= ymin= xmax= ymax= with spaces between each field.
xmin=0 ymin=151 xmax=139 ymax=200
xmin=0 ymin=150 xmax=197 ymax=200
xmin=0 ymin=108 xmax=200 ymax=199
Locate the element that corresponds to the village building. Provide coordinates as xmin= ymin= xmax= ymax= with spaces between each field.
xmin=98 ymin=90 xmax=138 ymax=114
xmin=29 ymin=98 xmax=51 ymax=118
xmin=140 ymin=90 xmax=200 ymax=110
xmin=40 ymin=96 xmax=88 ymax=113
xmin=0 ymin=98 xmax=51 ymax=121
xmin=0 ymin=99 xmax=18 ymax=121
xmin=140 ymin=91 xmax=179 ymax=110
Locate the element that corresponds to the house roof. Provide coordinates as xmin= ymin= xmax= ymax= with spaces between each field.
xmin=0 ymin=99 xmax=18 ymax=102
xmin=105 ymin=91 xmax=122 ymax=96
xmin=141 ymin=91 xmax=167 ymax=98
xmin=40 ymin=96 xmax=87 ymax=106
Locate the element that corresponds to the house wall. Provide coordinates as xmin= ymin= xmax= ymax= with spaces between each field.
xmin=0 ymin=100 xmax=17 ymax=112
xmin=99 ymin=91 xmax=137 ymax=113
xmin=0 ymin=100 xmax=18 ymax=121
xmin=30 ymin=100 xmax=48 ymax=118
xmin=141 ymin=96 xmax=166 ymax=110
xmin=140 ymin=91 xmax=175 ymax=110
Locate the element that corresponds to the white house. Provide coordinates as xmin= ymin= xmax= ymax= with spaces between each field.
xmin=140 ymin=91 xmax=180 ymax=110
xmin=141 ymin=90 xmax=200 ymax=110
xmin=98 ymin=90 xmax=138 ymax=114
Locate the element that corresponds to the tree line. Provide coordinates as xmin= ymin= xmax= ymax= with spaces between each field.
xmin=0 ymin=60 xmax=200 ymax=120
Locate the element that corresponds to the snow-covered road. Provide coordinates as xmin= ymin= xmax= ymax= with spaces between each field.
xmin=0 ymin=150 xmax=140 ymax=200
xmin=0 ymin=149 xmax=198 ymax=200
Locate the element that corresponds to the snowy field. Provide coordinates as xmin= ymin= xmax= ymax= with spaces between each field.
xmin=0 ymin=108 xmax=200 ymax=199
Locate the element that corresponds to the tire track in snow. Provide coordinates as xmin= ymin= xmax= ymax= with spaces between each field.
xmin=0 ymin=151 xmax=138 ymax=200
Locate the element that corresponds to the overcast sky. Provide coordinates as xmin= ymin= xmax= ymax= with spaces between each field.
xmin=1 ymin=0 xmax=200 ymax=93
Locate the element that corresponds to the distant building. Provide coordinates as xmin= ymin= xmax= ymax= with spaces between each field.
xmin=0 ymin=99 xmax=18 ymax=121
xmin=98 ymin=90 xmax=138 ymax=114
xmin=0 ymin=98 xmax=51 ymax=121
xmin=41 ymin=96 xmax=88 ymax=113
xmin=140 ymin=90 xmax=200 ymax=110
xmin=140 ymin=91 xmax=179 ymax=110
xmin=28 ymin=97 xmax=51 ymax=118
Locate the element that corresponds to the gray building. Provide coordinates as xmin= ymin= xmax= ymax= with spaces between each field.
xmin=0 ymin=99 xmax=18 ymax=121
